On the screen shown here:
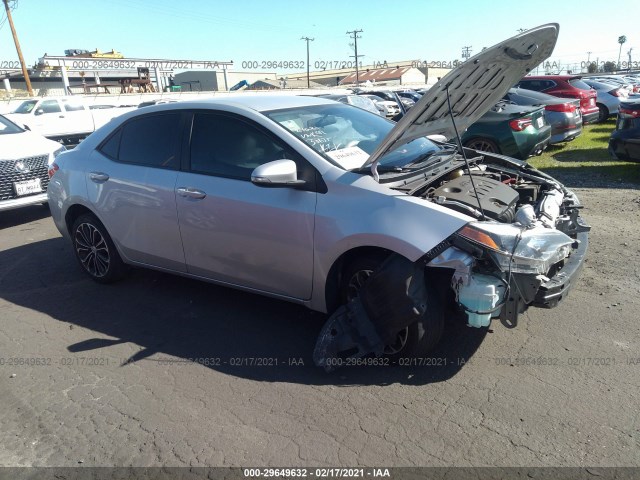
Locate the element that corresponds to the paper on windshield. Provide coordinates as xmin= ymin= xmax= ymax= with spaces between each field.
xmin=325 ymin=146 xmax=370 ymax=170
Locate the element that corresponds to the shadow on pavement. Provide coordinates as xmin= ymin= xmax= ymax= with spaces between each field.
xmin=0 ymin=238 xmax=487 ymax=386
xmin=0 ymin=204 xmax=51 ymax=230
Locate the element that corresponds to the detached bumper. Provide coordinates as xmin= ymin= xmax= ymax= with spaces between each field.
xmin=533 ymin=230 xmax=589 ymax=308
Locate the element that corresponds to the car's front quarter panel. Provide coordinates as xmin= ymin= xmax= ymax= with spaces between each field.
xmin=309 ymin=171 xmax=472 ymax=312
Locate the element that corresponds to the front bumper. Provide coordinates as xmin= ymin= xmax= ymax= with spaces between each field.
xmin=0 ymin=192 xmax=49 ymax=212
xmin=533 ymin=230 xmax=589 ymax=308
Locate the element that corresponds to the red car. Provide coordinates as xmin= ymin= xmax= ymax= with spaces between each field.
xmin=515 ymin=75 xmax=600 ymax=124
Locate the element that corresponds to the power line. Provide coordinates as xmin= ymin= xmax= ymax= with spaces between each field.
xmin=346 ymin=29 xmax=363 ymax=86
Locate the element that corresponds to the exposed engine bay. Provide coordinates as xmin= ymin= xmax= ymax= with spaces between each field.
xmin=314 ymin=151 xmax=591 ymax=371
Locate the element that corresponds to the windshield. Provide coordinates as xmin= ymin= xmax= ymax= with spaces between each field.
xmin=264 ymin=103 xmax=440 ymax=170
xmin=0 ymin=114 xmax=24 ymax=135
xmin=13 ymin=100 xmax=38 ymax=114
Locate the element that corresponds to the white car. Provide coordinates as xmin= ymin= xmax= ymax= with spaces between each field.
xmin=48 ymin=25 xmax=589 ymax=367
xmin=0 ymin=114 xmax=66 ymax=211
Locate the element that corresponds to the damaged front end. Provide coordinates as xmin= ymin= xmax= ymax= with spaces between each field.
xmin=314 ymin=157 xmax=590 ymax=371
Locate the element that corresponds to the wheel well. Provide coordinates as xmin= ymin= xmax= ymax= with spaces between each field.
xmin=324 ymin=246 xmax=392 ymax=314
xmin=597 ymin=103 xmax=609 ymax=115
xmin=64 ymin=204 xmax=94 ymax=235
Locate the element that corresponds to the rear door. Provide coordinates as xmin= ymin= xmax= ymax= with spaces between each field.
xmin=60 ymin=98 xmax=94 ymax=135
xmin=86 ymin=111 xmax=187 ymax=271
xmin=175 ymin=111 xmax=317 ymax=299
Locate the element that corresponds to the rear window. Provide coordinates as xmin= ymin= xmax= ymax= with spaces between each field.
xmin=568 ymin=79 xmax=592 ymax=91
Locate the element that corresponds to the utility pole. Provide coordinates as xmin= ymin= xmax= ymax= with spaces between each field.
xmin=301 ymin=36 xmax=314 ymax=88
xmin=346 ymin=29 xmax=363 ymax=86
xmin=3 ymin=0 xmax=33 ymax=96
xmin=461 ymin=46 xmax=472 ymax=61
xmin=628 ymin=48 xmax=633 ymax=72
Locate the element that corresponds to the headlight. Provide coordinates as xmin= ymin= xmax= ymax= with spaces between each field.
xmin=456 ymin=222 xmax=574 ymax=275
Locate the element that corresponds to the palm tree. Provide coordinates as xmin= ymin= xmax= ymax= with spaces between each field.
xmin=618 ymin=35 xmax=627 ymax=70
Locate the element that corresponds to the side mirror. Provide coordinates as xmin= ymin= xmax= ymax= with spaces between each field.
xmin=34 ymin=108 xmax=44 ymax=116
xmin=251 ymin=160 xmax=306 ymax=188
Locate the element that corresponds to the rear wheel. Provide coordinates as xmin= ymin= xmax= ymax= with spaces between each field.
xmin=71 ymin=213 xmax=128 ymax=283
xmin=340 ymin=255 xmax=444 ymax=359
xmin=464 ymin=138 xmax=499 ymax=153
xmin=597 ymin=103 xmax=609 ymax=123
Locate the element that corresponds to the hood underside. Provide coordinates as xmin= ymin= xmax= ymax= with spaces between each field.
xmin=365 ymin=23 xmax=559 ymax=170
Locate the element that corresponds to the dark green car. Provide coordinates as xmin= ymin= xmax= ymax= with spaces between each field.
xmin=462 ymin=101 xmax=551 ymax=159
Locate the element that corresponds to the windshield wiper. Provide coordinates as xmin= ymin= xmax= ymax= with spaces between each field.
xmin=404 ymin=147 xmax=458 ymax=168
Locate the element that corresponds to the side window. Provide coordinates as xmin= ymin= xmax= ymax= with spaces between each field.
xmin=98 ymin=129 xmax=122 ymax=160
xmin=62 ymin=100 xmax=85 ymax=112
xmin=117 ymin=113 xmax=182 ymax=169
xmin=189 ymin=113 xmax=293 ymax=180
xmin=39 ymin=100 xmax=61 ymax=114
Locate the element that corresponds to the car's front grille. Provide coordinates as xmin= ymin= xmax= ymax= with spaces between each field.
xmin=0 ymin=154 xmax=50 ymax=201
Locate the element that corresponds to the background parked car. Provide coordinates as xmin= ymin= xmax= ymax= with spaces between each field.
xmin=357 ymin=90 xmax=405 ymax=118
xmin=462 ymin=101 xmax=551 ymax=159
xmin=316 ymin=94 xmax=381 ymax=115
xmin=516 ymin=75 xmax=600 ymax=124
xmin=582 ymin=79 xmax=624 ymax=122
xmin=609 ymin=99 xmax=640 ymax=162
xmin=359 ymin=94 xmax=401 ymax=118
xmin=0 ymin=114 xmax=66 ymax=211
xmin=396 ymin=90 xmax=422 ymax=103
xmin=503 ymin=87 xmax=582 ymax=144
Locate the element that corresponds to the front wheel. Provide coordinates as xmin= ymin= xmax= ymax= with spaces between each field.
xmin=340 ymin=255 xmax=444 ymax=359
xmin=71 ymin=213 xmax=128 ymax=283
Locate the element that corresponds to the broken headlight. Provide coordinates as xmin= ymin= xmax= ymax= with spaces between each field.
xmin=456 ymin=222 xmax=574 ymax=275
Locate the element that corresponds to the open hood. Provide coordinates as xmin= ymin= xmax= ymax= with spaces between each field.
xmin=365 ymin=24 xmax=559 ymax=173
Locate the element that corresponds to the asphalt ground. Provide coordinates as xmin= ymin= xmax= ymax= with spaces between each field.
xmin=0 ymin=186 xmax=639 ymax=468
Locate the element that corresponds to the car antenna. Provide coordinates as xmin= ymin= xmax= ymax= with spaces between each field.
xmin=445 ymin=84 xmax=486 ymax=220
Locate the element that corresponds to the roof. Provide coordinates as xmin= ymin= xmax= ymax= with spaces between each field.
xmin=523 ymin=75 xmax=583 ymax=80
xmin=339 ymin=66 xmax=413 ymax=85
xmin=246 ymin=78 xmax=327 ymax=90
xmin=135 ymin=94 xmax=336 ymax=114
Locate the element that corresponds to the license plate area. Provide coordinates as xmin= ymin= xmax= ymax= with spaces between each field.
xmin=14 ymin=178 xmax=42 ymax=196
xmin=536 ymin=117 xmax=544 ymax=128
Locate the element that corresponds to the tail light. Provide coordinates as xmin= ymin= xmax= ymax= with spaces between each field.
xmin=545 ymin=103 xmax=576 ymax=113
xmin=509 ymin=118 xmax=533 ymax=131
xmin=619 ymin=107 xmax=640 ymax=118
xmin=48 ymin=162 xmax=59 ymax=178
xmin=609 ymin=89 xmax=621 ymax=97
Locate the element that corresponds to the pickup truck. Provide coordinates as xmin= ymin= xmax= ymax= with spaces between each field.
xmin=4 ymin=97 xmax=134 ymax=145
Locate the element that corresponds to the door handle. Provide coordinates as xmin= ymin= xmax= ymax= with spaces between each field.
xmin=176 ymin=187 xmax=206 ymax=199
xmin=89 ymin=172 xmax=109 ymax=183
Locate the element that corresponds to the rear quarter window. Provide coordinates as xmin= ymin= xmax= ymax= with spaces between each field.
xmin=568 ymin=79 xmax=593 ymax=91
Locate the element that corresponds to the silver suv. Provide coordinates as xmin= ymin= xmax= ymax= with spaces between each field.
xmin=48 ymin=25 xmax=589 ymax=364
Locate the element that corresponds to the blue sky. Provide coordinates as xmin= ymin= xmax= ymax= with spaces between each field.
xmin=1 ymin=0 xmax=637 ymax=73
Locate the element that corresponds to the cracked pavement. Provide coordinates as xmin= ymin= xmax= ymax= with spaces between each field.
xmin=0 ymin=187 xmax=639 ymax=467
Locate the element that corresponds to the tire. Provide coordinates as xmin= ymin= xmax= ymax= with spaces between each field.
xmin=339 ymin=255 xmax=444 ymax=359
xmin=597 ymin=104 xmax=609 ymax=123
xmin=71 ymin=213 xmax=128 ymax=284
xmin=464 ymin=138 xmax=499 ymax=153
